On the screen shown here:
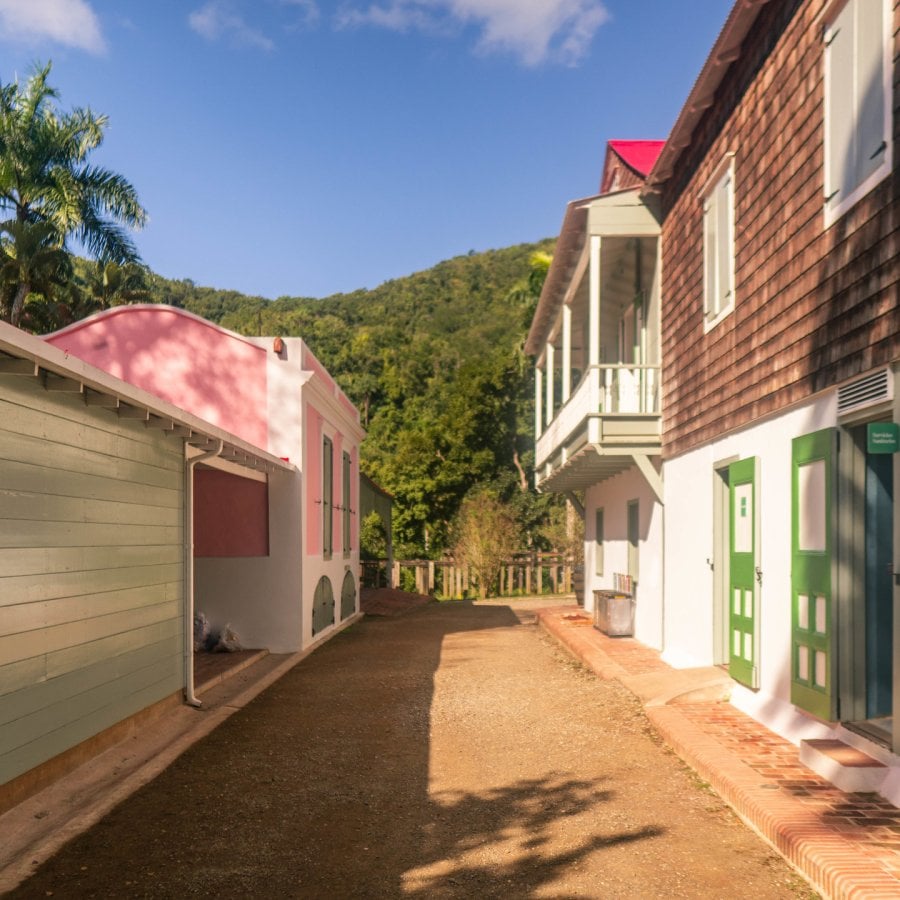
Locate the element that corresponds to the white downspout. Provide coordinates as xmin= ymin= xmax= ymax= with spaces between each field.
xmin=184 ymin=439 xmax=223 ymax=708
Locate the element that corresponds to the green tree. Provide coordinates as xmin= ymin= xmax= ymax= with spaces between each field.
xmin=452 ymin=491 xmax=520 ymax=600
xmin=0 ymin=219 xmax=71 ymax=325
xmin=0 ymin=62 xmax=146 ymax=326
xmin=82 ymin=260 xmax=151 ymax=312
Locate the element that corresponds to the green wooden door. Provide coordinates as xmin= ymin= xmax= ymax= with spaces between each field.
xmin=791 ymin=429 xmax=836 ymax=720
xmin=729 ymin=457 xmax=759 ymax=687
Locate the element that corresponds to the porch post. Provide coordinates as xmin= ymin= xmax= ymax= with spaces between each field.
xmin=535 ymin=365 xmax=543 ymax=441
xmin=589 ymin=235 xmax=601 ymax=367
xmin=545 ymin=342 xmax=555 ymax=425
xmin=562 ymin=304 xmax=572 ymax=402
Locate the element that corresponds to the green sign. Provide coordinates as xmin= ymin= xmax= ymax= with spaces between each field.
xmin=867 ymin=422 xmax=900 ymax=454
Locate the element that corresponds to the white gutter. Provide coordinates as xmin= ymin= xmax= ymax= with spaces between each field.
xmin=183 ymin=440 xmax=224 ymax=708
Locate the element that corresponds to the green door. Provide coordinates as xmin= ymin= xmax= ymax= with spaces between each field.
xmin=729 ymin=457 xmax=759 ymax=687
xmin=791 ymin=429 xmax=836 ymax=720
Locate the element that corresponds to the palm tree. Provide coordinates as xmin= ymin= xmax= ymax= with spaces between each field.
xmin=0 ymin=219 xmax=72 ymax=326
xmin=82 ymin=259 xmax=151 ymax=312
xmin=0 ymin=62 xmax=147 ymax=325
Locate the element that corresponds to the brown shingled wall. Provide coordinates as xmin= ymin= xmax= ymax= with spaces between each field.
xmin=659 ymin=0 xmax=900 ymax=460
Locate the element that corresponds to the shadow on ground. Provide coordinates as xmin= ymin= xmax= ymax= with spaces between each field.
xmin=9 ymin=602 xmax=665 ymax=898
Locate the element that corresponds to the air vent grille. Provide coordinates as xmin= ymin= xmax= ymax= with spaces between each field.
xmin=837 ymin=369 xmax=892 ymax=417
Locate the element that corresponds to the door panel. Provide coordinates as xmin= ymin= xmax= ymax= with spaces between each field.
xmin=729 ymin=457 xmax=758 ymax=687
xmin=791 ymin=429 xmax=836 ymax=720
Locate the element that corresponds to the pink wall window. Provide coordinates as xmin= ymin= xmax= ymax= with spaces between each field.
xmin=305 ymin=407 xmax=322 ymax=556
xmin=194 ymin=468 xmax=269 ymax=557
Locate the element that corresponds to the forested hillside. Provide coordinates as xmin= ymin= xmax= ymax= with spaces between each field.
xmin=145 ymin=241 xmax=560 ymax=557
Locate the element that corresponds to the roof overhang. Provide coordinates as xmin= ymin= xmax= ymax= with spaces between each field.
xmin=525 ymin=189 xmax=660 ymax=357
xmin=0 ymin=321 xmax=293 ymax=475
xmin=644 ymin=0 xmax=772 ymax=192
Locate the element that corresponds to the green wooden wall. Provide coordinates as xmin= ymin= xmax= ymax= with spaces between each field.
xmin=0 ymin=373 xmax=185 ymax=787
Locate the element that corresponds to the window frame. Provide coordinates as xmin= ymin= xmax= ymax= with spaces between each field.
xmin=701 ymin=155 xmax=736 ymax=333
xmin=342 ymin=450 xmax=352 ymax=558
xmin=822 ymin=0 xmax=892 ymax=227
xmin=594 ymin=508 xmax=604 ymax=577
xmin=322 ymin=434 xmax=333 ymax=560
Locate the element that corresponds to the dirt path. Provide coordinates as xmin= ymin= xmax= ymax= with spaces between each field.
xmin=8 ymin=600 xmax=811 ymax=898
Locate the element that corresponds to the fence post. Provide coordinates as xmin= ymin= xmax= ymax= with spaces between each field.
xmin=428 ymin=560 xmax=435 ymax=594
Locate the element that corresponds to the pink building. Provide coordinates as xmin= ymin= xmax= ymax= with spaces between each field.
xmin=45 ymin=305 xmax=365 ymax=653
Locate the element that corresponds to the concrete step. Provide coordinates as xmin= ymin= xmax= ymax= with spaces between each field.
xmin=800 ymin=738 xmax=888 ymax=793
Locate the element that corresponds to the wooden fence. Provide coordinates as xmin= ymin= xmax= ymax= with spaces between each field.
xmin=360 ymin=553 xmax=580 ymax=599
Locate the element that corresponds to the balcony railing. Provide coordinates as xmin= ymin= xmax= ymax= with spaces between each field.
xmin=598 ymin=364 xmax=659 ymax=414
xmin=537 ymin=364 xmax=660 ymax=469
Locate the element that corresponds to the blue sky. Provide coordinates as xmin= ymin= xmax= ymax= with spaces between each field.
xmin=0 ymin=0 xmax=733 ymax=300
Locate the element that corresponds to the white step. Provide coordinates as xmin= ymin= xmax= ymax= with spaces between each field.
xmin=800 ymin=739 xmax=888 ymax=793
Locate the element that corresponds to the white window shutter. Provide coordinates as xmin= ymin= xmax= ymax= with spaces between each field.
xmin=855 ymin=0 xmax=886 ymax=185
xmin=716 ymin=172 xmax=734 ymax=311
xmin=704 ymin=194 xmax=718 ymax=318
xmin=825 ymin=4 xmax=855 ymax=208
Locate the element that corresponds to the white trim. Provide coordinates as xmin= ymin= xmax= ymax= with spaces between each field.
xmin=822 ymin=0 xmax=893 ymax=228
xmin=702 ymin=155 xmax=736 ymax=333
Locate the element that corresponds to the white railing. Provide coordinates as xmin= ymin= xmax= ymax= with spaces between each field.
xmin=536 ymin=364 xmax=660 ymax=467
xmin=599 ymin=364 xmax=659 ymax=414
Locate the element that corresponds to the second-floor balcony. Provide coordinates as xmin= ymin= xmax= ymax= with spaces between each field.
xmin=526 ymin=188 xmax=663 ymax=499
xmin=535 ymin=363 xmax=661 ymax=493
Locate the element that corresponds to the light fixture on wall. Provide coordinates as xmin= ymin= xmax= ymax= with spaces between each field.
xmin=273 ymin=336 xmax=285 ymax=355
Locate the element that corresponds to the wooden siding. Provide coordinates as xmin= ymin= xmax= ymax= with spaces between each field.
xmin=0 ymin=373 xmax=185 ymax=787
xmin=660 ymin=0 xmax=900 ymax=458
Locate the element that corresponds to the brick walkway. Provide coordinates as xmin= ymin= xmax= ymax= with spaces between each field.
xmin=538 ymin=606 xmax=900 ymax=900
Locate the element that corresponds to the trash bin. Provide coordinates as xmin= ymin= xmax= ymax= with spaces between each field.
xmin=593 ymin=589 xmax=634 ymax=636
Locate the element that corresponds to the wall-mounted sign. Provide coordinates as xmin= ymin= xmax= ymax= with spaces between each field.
xmin=867 ymin=422 xmax=900 ymax=454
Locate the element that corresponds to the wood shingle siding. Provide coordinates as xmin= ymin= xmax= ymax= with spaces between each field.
xmin=0 ymin=372 xmax=185 ymax=787
xmin=660 ymin=0 xmax=900 ymax=459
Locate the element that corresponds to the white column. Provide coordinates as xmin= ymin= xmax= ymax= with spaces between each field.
xmin=534 ymin=365 xmax=543 ymax=441
xmin=589 ymin=235 xmax=601 ymax=367
xmin=562 ymin=304 xmax=572 ymax=403
xmin=545 ymin=342 xmax=555 ymax=426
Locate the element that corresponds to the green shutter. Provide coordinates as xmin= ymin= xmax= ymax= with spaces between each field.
xmin=729 ymin=457 xmax=759 ymax=687
xmin=791 ymin=429 xmax=837 ymax=720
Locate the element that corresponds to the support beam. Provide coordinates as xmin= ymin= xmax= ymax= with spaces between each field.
xmin=117 ymin=404 xmax=150 ymax=420
xmin=589 ymin=235 xmax=601 ymax=367
xmin=534 ymin=366 xmax=543 ymax=442
xmin=43 ymin=372 xmax=84 ymax=393
xmin=545 ymin=342 xmax=555 ymax=426
xmin=564 ymin=491 xmax=585 ymax=518
xmin=0 ymin=356 xmax=38 ymax=376
xmin=85 ymin=390 xmax=120 ymax=409
xmin=633 ymin=453 xmax=664 ymax=504
xmin=562 ymin=304 xmax=572 ymax=402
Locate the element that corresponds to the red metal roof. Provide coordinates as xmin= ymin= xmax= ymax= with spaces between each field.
xmin=608 ymin=140 xmax=666 ymax=177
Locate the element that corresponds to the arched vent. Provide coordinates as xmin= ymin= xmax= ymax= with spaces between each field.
xmin=837 ymin=369 xmax=892 ymax=418
xmin=340 ymin=571 xmax=357 ymax=620
xmin=312 ymin=576 xmax=334 ymax=637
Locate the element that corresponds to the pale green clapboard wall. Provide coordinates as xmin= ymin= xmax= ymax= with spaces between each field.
xmin=0 ymin=372 xmax=185 ymax=786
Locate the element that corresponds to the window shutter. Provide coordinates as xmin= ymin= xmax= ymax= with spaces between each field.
xmin=825 ymin=5 xmax=855 ymax=208
xmin=703 ymin=194 xmax=718 ymax=319
xmin=716 ymin=172 xmax=733 ymax=311
xmin=855 ymin=0 xmax=886 ymax=186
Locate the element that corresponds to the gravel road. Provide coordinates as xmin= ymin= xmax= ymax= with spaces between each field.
xmin=8 ymin=599 xmax=812 ymax=898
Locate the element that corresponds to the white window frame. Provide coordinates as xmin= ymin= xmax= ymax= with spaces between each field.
xmin=702 ymin=155 xmax=736 ymax=333
xmin=823 ymin=0 xmax=892 ymax=227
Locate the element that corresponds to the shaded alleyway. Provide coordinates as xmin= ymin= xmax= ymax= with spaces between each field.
xmin=8 ymin=600 xmax=809 ymax=898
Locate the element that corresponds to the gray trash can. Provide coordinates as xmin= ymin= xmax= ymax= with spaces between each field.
xmin=593 ymin=589 xmax=634 ymax=637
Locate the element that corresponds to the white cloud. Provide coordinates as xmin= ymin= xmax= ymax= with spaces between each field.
xmin=280 ymin=0 xmax=321 ymax=28
xmin=336 ymin=0 xmax=609 ymax=65
xmin=0 ymin=0 xmax=105 ymax=54
xmin=189 ymin=1 xmax=274 ymax=50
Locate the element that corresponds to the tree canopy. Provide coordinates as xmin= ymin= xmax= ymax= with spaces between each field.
xmin=0 ymin=62 xmax=146 ymax=326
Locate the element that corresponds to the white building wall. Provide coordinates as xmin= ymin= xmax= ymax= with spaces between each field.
xmin=662 ymin=392 xmax=837 ymax=712
xmin=585 ymin=465 xmax=663 ymax=650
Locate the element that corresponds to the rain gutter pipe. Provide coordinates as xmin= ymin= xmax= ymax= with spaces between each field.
xmin=184 ymin=439 xmax=223 ymax=708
